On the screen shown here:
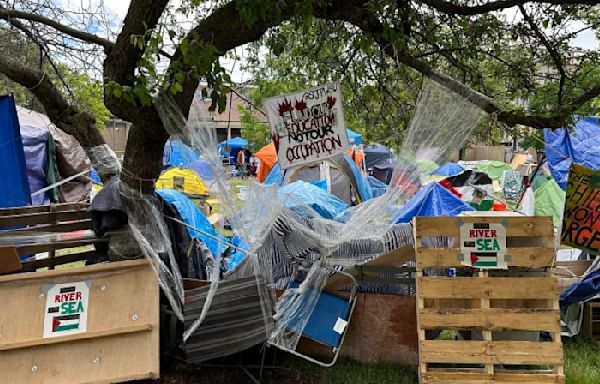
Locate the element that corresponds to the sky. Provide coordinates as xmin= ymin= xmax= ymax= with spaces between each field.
xmin=102 ymin=1 xmax=598 ymax=83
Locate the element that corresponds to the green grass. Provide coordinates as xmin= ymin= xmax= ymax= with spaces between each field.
xmin=564 ymin=336 xmax=600 ymax=383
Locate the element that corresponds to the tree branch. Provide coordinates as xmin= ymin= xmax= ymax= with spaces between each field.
xmin=0 ymin=6 xmax=114 ymax=51
xmin=418 ymin=0 xmax=600 ymax=16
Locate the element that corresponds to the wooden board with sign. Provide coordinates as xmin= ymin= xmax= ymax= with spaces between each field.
xmin=414 ymin=216 xmax=564 ymax=384
xmin=0 ymin=259 xmax=159 ymax=384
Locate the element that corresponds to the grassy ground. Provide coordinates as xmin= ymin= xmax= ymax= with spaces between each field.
xmin=564 ymin=336 xmax=600 ymax=383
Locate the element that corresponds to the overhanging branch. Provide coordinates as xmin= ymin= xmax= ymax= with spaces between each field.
xmin=418 ymin=0 xmax=600 ymax=15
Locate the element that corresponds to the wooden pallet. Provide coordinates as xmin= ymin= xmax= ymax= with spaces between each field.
xmin=414 ymin=216 xmax=564 ymax=384
xmin=0 ymin=203 xmax=107 ymax=272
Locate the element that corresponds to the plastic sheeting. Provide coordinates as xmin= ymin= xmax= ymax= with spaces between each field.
xmin=163 ymin=139 xmax=199 ymax=168
xmin=156 ymin=189 xmax=220 ymax=256
xmin=544 ymin=116 xmax=600 ymax=190
xmin=430 ymin=162 xmax=464 ymax=177
xmin=476 ymin=160 xmax=512 ymax=180
xmin=393 ymin=182 xmax=475 ymax=224
xmin=0 ymin=94 xmax=31 ymax=208
xmin=561 ymin=261 xmax=600 ymax=307
xmin=20 ymin=125 xmax=50 ymax=205
xmin=534 ymin=179 xmax=565 ymax=228
xmin=279 ymin=181 xmax=348 ymax=220
xmin=367 ymin=176 xmax=387 ymax=197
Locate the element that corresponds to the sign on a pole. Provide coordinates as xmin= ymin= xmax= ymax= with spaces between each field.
xmin=460 ymin=222 xmax=507 ymax=269
xmin=264 ymin=82 xmax=349 ymax=170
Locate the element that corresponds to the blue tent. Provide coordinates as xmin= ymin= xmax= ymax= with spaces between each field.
xmin=346 ymin=129 xmax=363 ymax=145
xmin=163 ymin=139 xmax=199 ymax=168
xmin=219 ymin=137 xmax=247 ymax=149
xmin=156 ymin=189 xmax=220 ymax=256
xmin=189 ymin=159 xmax=216 ymax=181
xmin=431 ymin=162 xmax=465 ymax=177
xmin=544 ymin=116 xmax=600 ymax=190
xmin=0 ymin=95 xmax=31 ymax=208
xmin=279 ymin=181 xmax=348 ymax=220
xmin=21 ymin=125 xmax=51 ymax=205
xmin=364 ymin=143 xmax=391 ymax=170
xmin=393 ymin=182 xmax=474 ymax=224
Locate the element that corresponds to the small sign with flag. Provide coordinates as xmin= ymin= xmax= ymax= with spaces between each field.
xmin=43 ymin=281 xmax=89 ymax=338
xmin=460 ymin=222 xmax=507 ymax=269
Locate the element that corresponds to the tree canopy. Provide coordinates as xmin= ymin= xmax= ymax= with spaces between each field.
xmin=0 ymin=0 xmax=598 ymax=186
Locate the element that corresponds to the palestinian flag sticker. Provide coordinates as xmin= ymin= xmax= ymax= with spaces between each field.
xmin=460 ymin=222 xmax=507 ymax=270
xmin=43 ymin=281 xmax=89 ymax=339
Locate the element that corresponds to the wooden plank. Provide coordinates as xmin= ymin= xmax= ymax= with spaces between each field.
xmin=0 ymin=324 xmax=152 ymax=351
xmin=420 ymin=340 xmax=564 ymax=365
xmin=0 ymin=247 xmax=22 ymax=273
xmin=418 ymin=277 xmax=558 ymax=300
xmin=20 ymin=250 xmax=100 ymax=271
xmin=422 ymin=371 xmax=564 ymax=383
xmin=1 ymin=220 xmax=93 ymax=235
xmin=15 ymin=238 xmax=107 ymax=256
xmin=0 ymin=203 xmax=88 ymax=216
xmin=419 ymin=308 xmax=560 ymax=332
xmin=414 ymin=216 xmax=554 ymax=238
xmin=0 ymin=210 xmax=90 ymax=228
xmin=416 ymin=247 xmax=555 ymax=269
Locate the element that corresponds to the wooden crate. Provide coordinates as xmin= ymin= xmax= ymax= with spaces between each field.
xmin=414 ymin=216 xmax=564 ymax=384
xmin=582 ymin=300 xmax=600 ymax=342
xmin=0 ymin=259 xmax=159 ymax=384
xmin=0 ymin=203 xmax=107 ymax=272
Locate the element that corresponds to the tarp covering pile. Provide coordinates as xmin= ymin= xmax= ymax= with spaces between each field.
xmin=544 ymin=116 xmax=600 ymax=189
xmin=278 ymin=181 xmax=348 ymax=220
xmin=393 ymin=182 xmax=474 ymax=224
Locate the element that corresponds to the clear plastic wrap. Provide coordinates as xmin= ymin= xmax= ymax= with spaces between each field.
xmin=85 ymin=144 xmax=121 ymax=180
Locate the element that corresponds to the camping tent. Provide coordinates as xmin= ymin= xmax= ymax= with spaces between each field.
xmin=544 ymin=116 xmax=600 ymax=190
xmin=255 ymin=142 xmax=278 ymax=183
xmin=431 ymin=162 xmax=464 ymax=177
xmin=346 ymin=129 xmax=363 ymax=145
xmin=364 ymin=143 xmax=392 ymax=172
xmin=476 ymin=160 xmax=513 ymax=180
xmin=163 ymin=139 xmax=199 ymax=168
xmin=17 ymin=106 xmax=91 ymax=203
xmin=156 ymin=167 xmax=207 ymax=196
xmin=0 ymin=95 xmax=31 ymax=208
xmin=20 ymin=125 xmax=57 ymax=205
xmin=279 ymin=181 xmax=348 ymax=220
xmin=219 ymin=137 xmax=248 ymax=165
xmin=265 ymin=153 xmax=373 ymax=205
xmin=534 ymin=178 xmax=565 ymax=228
xmin=189 ymin=159 xmax=216 ymax=181
xmin=393 ymin=182 xmax=475 ymax=224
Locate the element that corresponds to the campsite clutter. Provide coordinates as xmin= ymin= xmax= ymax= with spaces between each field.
xmin=0 ymin=80 xmax=599 ymax=384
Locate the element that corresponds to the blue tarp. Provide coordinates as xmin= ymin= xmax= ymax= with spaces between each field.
xmin=21 ymin=125 xmax=50 ymax=206
xmin=368 ymin=176 xmax=387 ymax=197
xmin=163 ymin=139 xmax=199 ymax=168
xmin=156 ymin=189 xmax=220 ymax=256
xmin=189 ymin=159 xmax=216 ymax=181
xmin=544 ymin=116 xmax=600 ymax=190
xmin=219 ymin=137 xmax=247 ymax=149
xmin=561 ymin=269 xmax=600 ymax=307
xmin=279 ymin=181 xmax=348 ymax=220
xmin=90 ymin=168 xmax=102 ymax=184
xmin=0 ymin=95 xmax=31 ymax=208
xmin=393 ymin=182 xmax=475 ymax=224
xmin=346 ymin=128 xmax=363 ymax=145
xmin=227 ymin=235 xmax=248 ymax=271
xmin=431 ymin=162 xmax=465 ymax=177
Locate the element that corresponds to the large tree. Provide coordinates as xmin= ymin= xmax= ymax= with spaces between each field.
xmin=0 ymin=0 xmax=598 ymax=187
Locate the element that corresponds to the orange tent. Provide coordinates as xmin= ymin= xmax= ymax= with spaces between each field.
xmin=347 ymin=149 xmax=366 ymax=174
xmin=255 ymin=142 xmax=278 ymax=182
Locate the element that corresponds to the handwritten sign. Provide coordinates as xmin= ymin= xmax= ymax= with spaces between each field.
xmin=264 ymin=82 xmax=349 ymax=170
xmin=460 ymin=222 xmax=507 ymax=269
xmin=561 ymin=163 xmax=600 ymax=254
xmin=43 ymin=281 xmax=89 ymax=338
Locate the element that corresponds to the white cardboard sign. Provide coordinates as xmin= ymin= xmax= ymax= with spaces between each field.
xmin=460 ymin=222 xmax=507 ymax=269
xmin=264 ymin=82 xmax=349 ymax=170
xmin=43 ymin=281 xmax=89 ymax=338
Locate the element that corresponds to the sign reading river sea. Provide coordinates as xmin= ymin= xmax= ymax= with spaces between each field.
xmin=264 ymin=82 xmax=350 ymax=170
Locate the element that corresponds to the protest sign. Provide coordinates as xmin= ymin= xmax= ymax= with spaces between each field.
xmin=264 ymin=82 xmax=349 ymax=170
xmin=561 ymin=163 xmax=600 ymax=254
xmin=43 ymin=281 xmax=89 ymax=338
xmin=460 ymin=222 xmax=507 ymax=269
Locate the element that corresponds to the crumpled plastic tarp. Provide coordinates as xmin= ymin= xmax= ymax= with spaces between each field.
xmin=393 ymin=182 xmax=475 ymax=224
xmin=544 ymin=116 xmax=600 ymax=190
xmin=278 ymin=181 xmax=348 ymax=220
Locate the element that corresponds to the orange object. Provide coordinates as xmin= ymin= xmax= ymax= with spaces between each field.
xmin=255 ymin=142 xmax=278 ymax=183
xmin=493 ymin=202 xmax=507 ymax=211
xmin=347 ymin=149 xmax=366 ymax=174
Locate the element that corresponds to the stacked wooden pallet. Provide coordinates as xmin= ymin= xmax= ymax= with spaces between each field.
xmin=414 ymin=216 xmax=564 ymax=384
xmin=0 ymin=203 xmax=107 ymax=272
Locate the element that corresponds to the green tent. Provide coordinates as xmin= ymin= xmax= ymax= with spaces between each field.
xmin=534 ymin=179 xmax=565 ymax=228
xmin=476 ymin=160 xmax=513 ymax=180
xmin=417 ymin=158 xmax=438 ymax=174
